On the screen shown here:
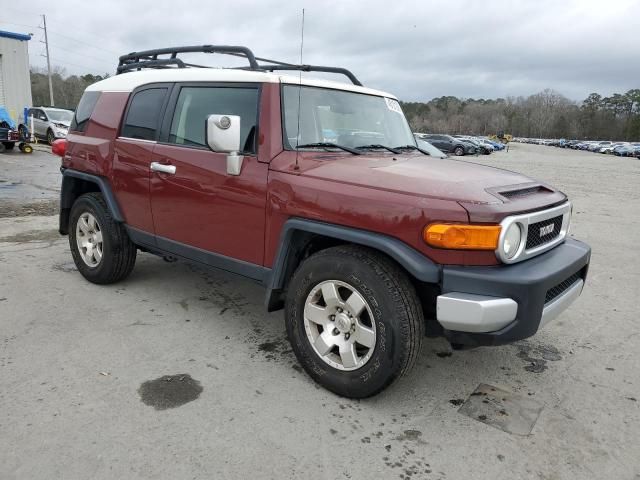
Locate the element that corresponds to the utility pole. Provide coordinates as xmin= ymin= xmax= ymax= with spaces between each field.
xmin=40 ymin=14 xmax=54 ymax=106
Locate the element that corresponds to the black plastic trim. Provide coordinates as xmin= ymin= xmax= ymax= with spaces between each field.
xmin=125 ymin=226 xmax=270 ymax=283
xmin=265 ymin=218 xmax=441 ymax=310
xmin=441 ymin=238 xmax=591 ymax=346
xmin=60 ymin=169 xmax=124 ymax=234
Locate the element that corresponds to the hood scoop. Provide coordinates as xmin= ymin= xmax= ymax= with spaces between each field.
xmin=496 ymin=184 xmax=554 ymax=200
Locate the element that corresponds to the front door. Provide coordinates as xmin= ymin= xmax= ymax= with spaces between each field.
xmin=149 ymin=83 xmax=267 ymax=266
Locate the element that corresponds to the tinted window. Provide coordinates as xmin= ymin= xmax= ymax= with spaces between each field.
xmin=169 ymin=86 xmax=258 ymax=153
xmin=70 ymin=91 xmax=100 ymax=132
xmin=121 ymin=88 xmax=167 ymax=141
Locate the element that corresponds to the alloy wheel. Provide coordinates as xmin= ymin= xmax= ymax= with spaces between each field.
xmin=303 ymin=280 xmax=376 ymax=371
xmin=75 ymin=212 xmax=103 ymax=267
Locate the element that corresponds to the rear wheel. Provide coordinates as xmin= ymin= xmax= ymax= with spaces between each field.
xmin=454 ymin=146 xmax=464 ymax=156
xmin=69 ymin=192 xmax=137 ymax=284
xmin=1 ymin=142 xmax=14 ymax=151
xmin=285 ymin=245 xmax=424 ymax=398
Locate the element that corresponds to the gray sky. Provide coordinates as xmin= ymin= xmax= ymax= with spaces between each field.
xmin=2 ymin=0 xmax=638 ymax=101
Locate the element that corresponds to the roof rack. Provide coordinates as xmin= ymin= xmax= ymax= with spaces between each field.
xmin=116 ymin=45 xmax=363 ymax=86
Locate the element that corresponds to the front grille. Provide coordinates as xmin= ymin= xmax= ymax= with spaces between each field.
xmin=545 ymin=272 xmax=582 ymax=304
xmin=525 ymin=215 xmax=563 ymax=250
xmin=501 ymin=186 xmax=547 ymax=199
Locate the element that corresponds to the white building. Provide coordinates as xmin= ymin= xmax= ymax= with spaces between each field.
xmin=0 ymin=30 xmax=33 ymax=125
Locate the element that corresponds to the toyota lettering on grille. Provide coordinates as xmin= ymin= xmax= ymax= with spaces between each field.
xmin=539 ymin=223 xmax=555 ymax=237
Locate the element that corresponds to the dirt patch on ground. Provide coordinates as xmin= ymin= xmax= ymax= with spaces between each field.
xmin=0 ymin=199 xmax=59 ymax=218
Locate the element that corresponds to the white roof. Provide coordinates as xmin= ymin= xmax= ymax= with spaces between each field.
xmin=86 ymin=68 xmax=396 ymax=99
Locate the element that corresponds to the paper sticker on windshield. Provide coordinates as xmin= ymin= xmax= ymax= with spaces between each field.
xmin=385 ymin=98 xmax=402 ymax=114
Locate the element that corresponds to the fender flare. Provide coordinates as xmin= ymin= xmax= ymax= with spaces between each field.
xmin=265 ymin=217 xmax=441 ymax=310
xmin=59 ymin=169 xmax=124 ymax=233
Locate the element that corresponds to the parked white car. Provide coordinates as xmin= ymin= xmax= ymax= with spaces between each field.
xmin=27 ymin=107 xmax=74 ymax=145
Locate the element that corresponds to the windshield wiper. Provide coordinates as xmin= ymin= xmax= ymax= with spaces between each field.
xmin=296 ymin=142 xmax=361 ymax=155
xmin=394 ymin=145 xmax=431 ymax=156
xmin=355 ymin=144 xmax=401 ymax=154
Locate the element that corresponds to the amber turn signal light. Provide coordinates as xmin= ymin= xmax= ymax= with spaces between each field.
xmin=423 ymin=224 xmax=501 ymax=250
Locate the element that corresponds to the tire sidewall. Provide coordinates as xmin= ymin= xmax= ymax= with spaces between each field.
xmin=286 ymin=252 xmax=410 ymax=397
xmin=454 ymin=146 xmax=464 ymax=156
xmin=69 ymin=195 xmax=115 ymax=280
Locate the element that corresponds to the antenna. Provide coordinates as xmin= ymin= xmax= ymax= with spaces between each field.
xmin=294 ymin=8 xmax=305 ymax=171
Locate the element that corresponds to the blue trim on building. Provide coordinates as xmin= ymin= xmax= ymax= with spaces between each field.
xmin=0 ymin=30 xmax=32 ymax=41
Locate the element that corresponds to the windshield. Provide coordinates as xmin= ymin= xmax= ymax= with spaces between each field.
xmin=282 ymin=85 xmax=415 ymax=150
xmin=46 ymin=110 xmax=74 ymax=122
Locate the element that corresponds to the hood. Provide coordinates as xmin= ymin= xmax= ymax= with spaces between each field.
xmin=294 ymin=153 xmax=562 ymax=205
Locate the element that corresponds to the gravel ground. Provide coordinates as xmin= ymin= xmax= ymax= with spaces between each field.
xmin=0 ymin=144 xmax=638 ymax=480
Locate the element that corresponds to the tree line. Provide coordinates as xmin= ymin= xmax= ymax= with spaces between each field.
xmin=30 ymin=67 xmax=639 ymax=141
xmin=30 ymin=67 xmax=109 ymax=111
xmin=402 ymin=88 xmax=640 ymax=141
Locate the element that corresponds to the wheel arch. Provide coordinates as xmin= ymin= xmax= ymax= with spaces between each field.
xmin=265 ymin=218 xmax=441 ymax=311
xmin=59 ymin=169 xmax=124 ymax=235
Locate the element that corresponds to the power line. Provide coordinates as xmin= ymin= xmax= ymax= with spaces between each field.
xmin=0 ymin=17 xmax=121 ymax=56
xmin=46 ymin=30 xmax=121 ymax=56
xmin=48 ymin=42 xmax=113 ymax=64
xmin=29 ymin=52 xmax=111 ymax=75
xmin=0 ymin=20 xmax=38 ymax=31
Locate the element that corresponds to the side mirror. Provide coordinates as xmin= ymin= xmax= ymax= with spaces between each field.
xmin=206 ymin=114 xmax=244 ymax=176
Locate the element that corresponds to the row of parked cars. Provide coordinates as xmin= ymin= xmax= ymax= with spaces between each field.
xmin=414 ymin=133 xmax=506 ymax=157
xmin=515 ymin=137 xmax=640 ymax=158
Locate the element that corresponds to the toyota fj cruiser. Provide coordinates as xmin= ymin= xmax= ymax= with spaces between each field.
xmin=53 ymin=46 xmax=590 ymax=398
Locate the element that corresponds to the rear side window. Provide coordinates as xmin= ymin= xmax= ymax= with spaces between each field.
xmin=168 ymin=86 xmax=258 ymax=153
xmin=70 ymin=91 xmax=100 ymax=132
xmin=121 ymin=88 xmax=167 ymax=141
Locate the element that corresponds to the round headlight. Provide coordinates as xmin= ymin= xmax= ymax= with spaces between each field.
xmin=503 ymin=223 xmax=523 ymax=259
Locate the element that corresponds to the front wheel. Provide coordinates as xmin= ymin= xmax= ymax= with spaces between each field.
xmin=454 ymin=146 xmax=465 ymax=156
xmin=285 ymin=245 xmax=424 ymax=398
xmin=69 ymin=192 xmax=137 ymax=284
xmin=47 ymin=129 xmax=56 ymax=145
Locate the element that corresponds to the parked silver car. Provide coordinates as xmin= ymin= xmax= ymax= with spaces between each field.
xmin=27 ymin=107 xmax=74 ymax=145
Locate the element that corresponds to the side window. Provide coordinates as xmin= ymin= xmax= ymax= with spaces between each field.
xmin=40 ymin=111 xmax=49 ymax=121
xmin=70 ymin=91 xmax=100 ymax=132
xmin=121 ymin=88 xmax=167 ymax=141
xmin=168 ymin=86 xmax=258 ymax=153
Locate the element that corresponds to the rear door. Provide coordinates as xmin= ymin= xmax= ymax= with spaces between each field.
xmin=149 ymin=83 xmax=268 ymax=266
xmin=113 ymin=85 xmax=171 ymax=234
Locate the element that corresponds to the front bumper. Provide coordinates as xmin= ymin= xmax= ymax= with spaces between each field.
xmin=436 ymin=238 xmax=591 ymax=346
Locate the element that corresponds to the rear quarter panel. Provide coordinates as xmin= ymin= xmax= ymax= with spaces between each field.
xmin=63 ymin=92 xmax=129 ymax=177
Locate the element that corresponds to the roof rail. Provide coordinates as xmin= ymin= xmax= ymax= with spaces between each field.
xmin=116 ymin=45 xmax=363 ymax=86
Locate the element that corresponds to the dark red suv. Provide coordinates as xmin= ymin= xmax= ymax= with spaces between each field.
xmin=53 ymin=46 xmax=590 ymax=398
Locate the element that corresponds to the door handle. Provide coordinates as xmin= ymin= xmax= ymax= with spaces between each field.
xmin=150 ymin=162 xmax=176 ymax=175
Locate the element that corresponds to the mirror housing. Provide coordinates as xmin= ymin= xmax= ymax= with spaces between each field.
xmin=206 ymin=114 xmax=244 ymax=176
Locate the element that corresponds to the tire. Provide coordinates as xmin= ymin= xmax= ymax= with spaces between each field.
xmin=454 ymin=146 xmax=465 ymax=156
xmin=69 ymin=192 xmax=137 ymax=284
xmin=285 ymin=245 xmax=424 ymax=398
xmin=2 ymin=142 xmax=15 ymax=151
xmin=47 ymin=129 xmax=56 ymax=146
